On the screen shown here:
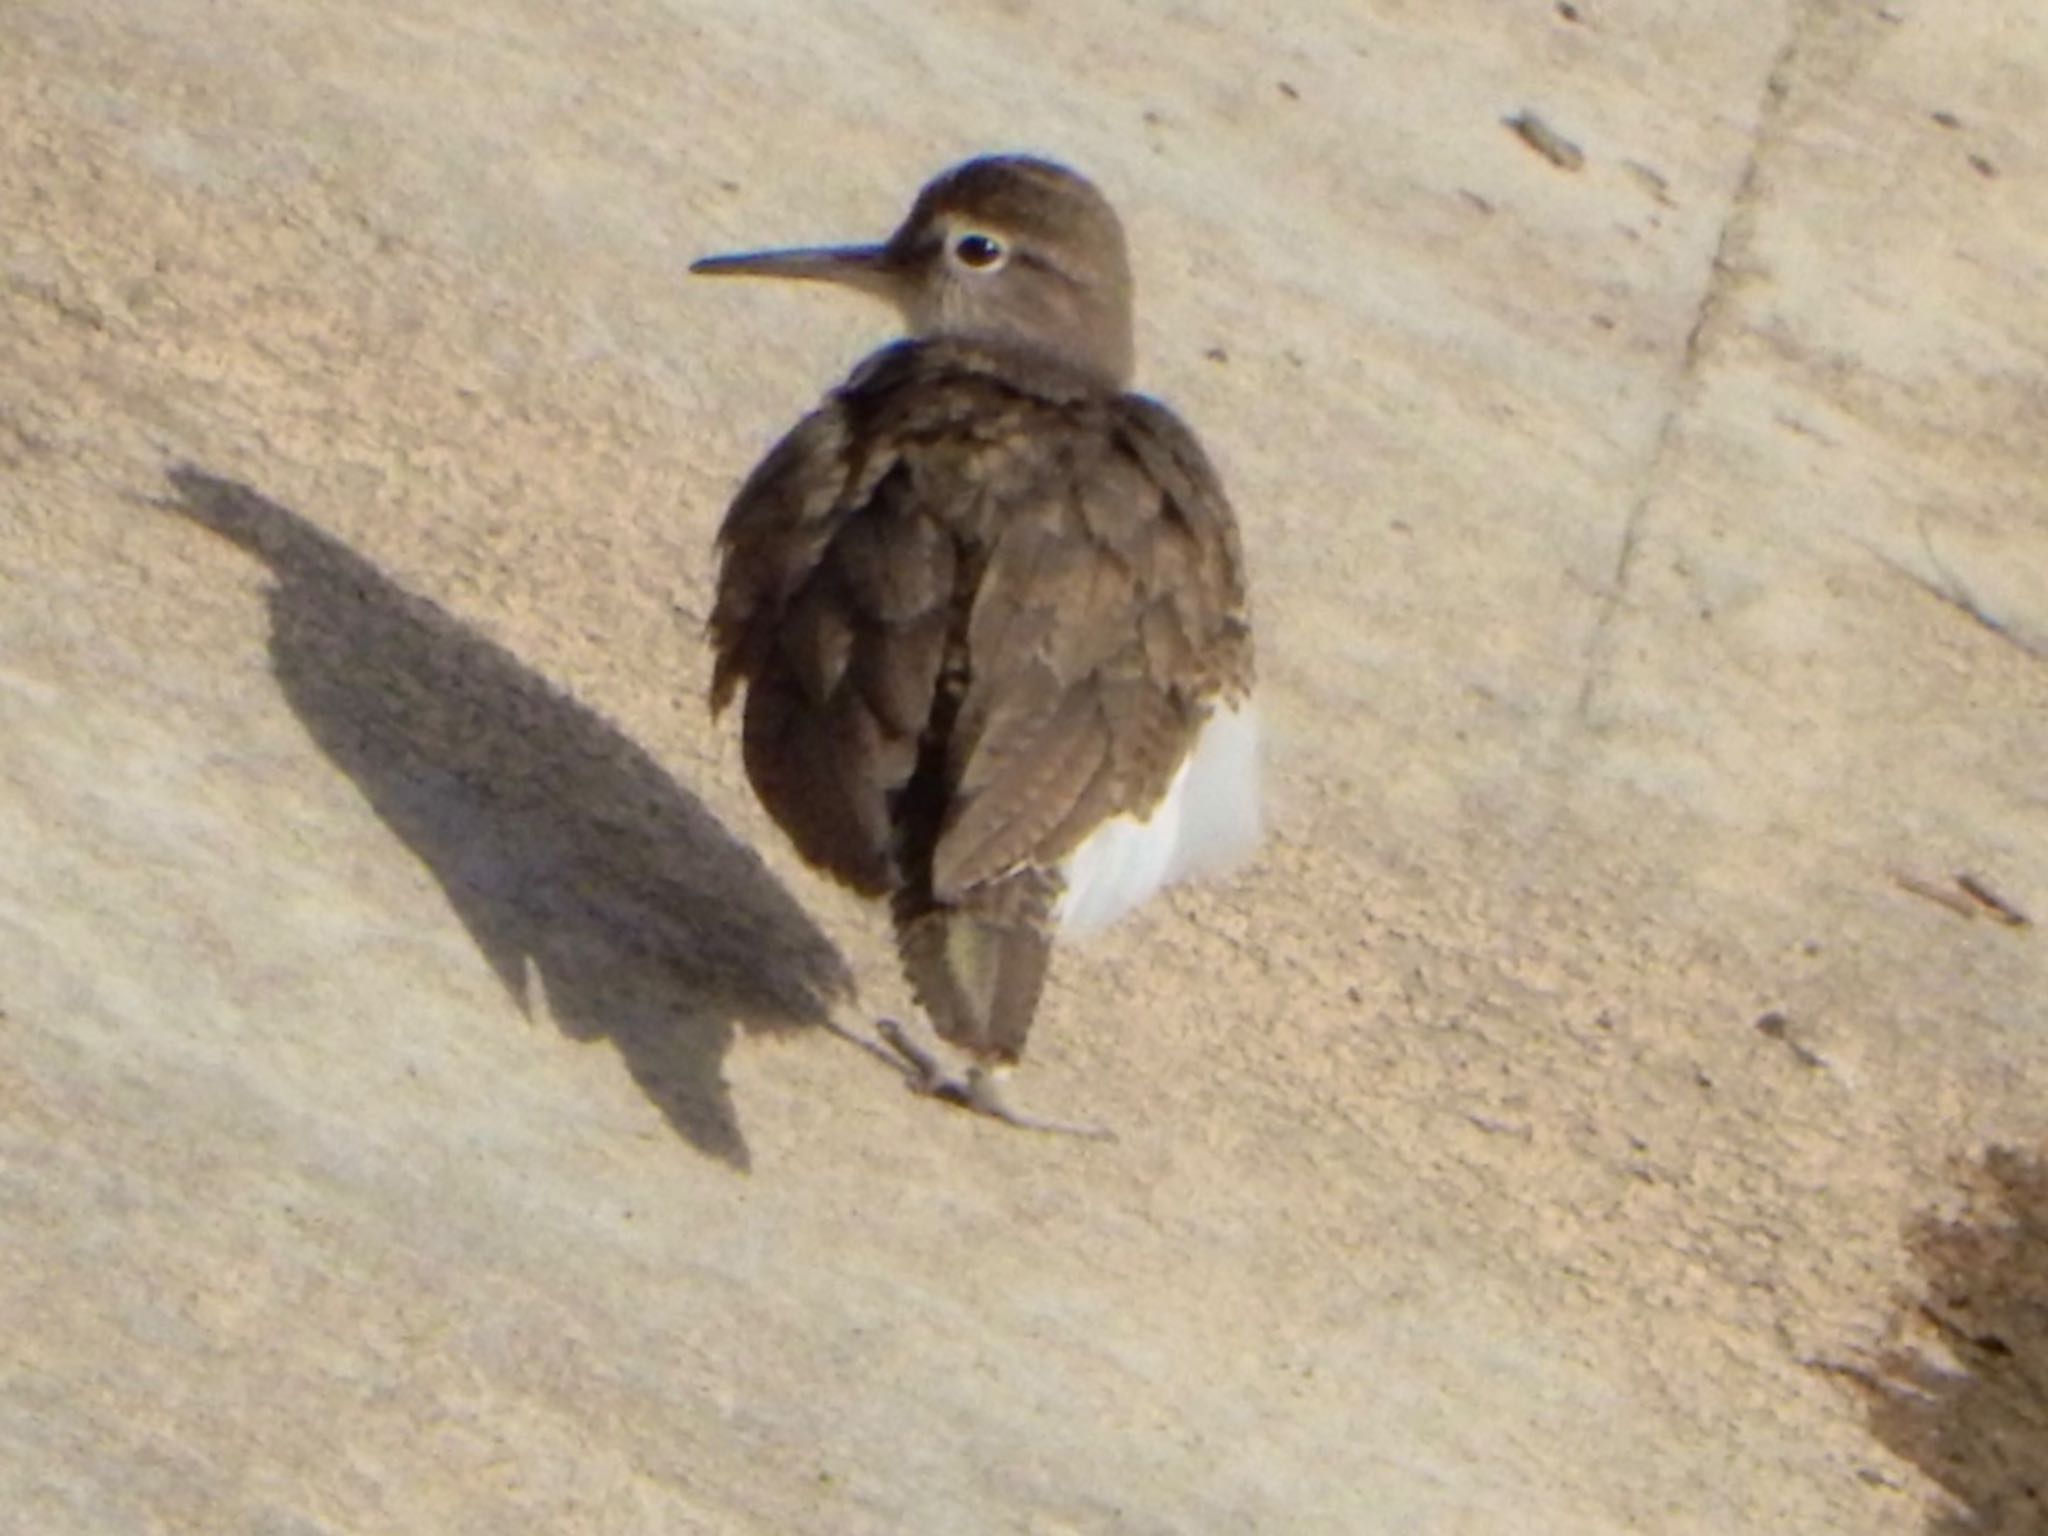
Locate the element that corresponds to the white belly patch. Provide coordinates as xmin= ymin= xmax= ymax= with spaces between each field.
xmin=1053 ymin=700 xmax=1263 ymax=939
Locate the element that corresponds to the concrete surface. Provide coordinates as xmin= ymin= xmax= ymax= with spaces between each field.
xmin=3 ymin=1 xmax=2045 ymax=1531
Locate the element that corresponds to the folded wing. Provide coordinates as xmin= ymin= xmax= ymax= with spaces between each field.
xmin=708 ymin=339 xmax=1254 ymax=1055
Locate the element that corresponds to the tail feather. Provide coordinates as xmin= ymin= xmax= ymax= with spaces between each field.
xmin=894 ymin=871 xmax=1056 ymax=1064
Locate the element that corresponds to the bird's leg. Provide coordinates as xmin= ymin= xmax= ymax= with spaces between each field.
xmin=873 ymin=1016 xmax=962 ymax=1100
xmin=961 ymin=1063 xmax=1117 ymax=1142
xmin=873 ymin=1019 xmax=1114 ymax=1141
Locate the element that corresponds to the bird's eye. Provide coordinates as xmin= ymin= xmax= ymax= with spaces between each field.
xmin=952 ymin=232 xmax=1007 ymax=270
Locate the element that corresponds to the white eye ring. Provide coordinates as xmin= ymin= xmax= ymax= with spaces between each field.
xmin=950 ymin=231 xmax=1008 ymax=271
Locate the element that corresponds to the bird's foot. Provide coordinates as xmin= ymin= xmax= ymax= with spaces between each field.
xmin=873 ymin=1018 xmax=1115 ymax=1141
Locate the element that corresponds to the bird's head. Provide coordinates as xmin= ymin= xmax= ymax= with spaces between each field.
xmin=693 ymin=155 xmax=1136 ymax=388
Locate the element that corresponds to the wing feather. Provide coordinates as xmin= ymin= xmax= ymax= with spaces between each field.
xmin=930 ymin=383 xmax=1253 ymax=897
xmin=708 ymin=338 xmax=1252 ymax=919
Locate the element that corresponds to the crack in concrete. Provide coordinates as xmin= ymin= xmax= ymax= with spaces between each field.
xmin=1572 ymin=0 xmax=1871 ymax=726
xmin=1862 ymin=526 xmax=2048 ymax=666
xmin=1571 ymin=79 xmax=1780 ymax=722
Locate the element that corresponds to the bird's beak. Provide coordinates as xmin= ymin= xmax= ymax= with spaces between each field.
xmin=690 ymin=242 xmax=901 ymax=301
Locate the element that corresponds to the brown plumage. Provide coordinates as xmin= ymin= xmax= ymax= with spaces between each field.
xmin=696 ymin=155 xmax=1256 ymax=1125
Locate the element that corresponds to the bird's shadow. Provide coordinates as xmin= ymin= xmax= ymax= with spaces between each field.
xmin=162 ymin=466 xmax=853 ymax=1170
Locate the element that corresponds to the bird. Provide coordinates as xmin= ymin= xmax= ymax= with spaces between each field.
xmin=693 ymin=154 xmax=1259 ymax=1134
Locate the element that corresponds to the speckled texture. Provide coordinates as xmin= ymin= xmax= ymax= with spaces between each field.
xmin=3 ymin=2 xmax=2045 ymax=1531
